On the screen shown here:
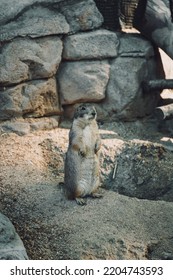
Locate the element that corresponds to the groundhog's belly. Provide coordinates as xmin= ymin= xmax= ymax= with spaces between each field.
xmin=82 ymin=126 xmax=96 ymax=153
xmin=77 ymin=154 xmax=99 ymax=196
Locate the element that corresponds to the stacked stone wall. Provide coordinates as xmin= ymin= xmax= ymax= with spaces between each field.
xmin=0 ymin=0 xmax=164 ymax=133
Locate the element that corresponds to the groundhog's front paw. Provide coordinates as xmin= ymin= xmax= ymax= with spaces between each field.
xmin=91 ymin=193 xmax=103 ymax=199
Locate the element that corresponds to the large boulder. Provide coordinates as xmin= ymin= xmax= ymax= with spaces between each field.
xmin=58 ymin=0 xmax=103 ymax=33
xmin=0 ymin=78 xmax=61 ymax=120
xmin=61 ymin=33 xmax=164 ymax=121
xmin=57 ymin=60 xmax=110 ymax=105
xmin=118 ymin=33 xmax=154 ymax=58
xmin=0 ymin=37 xmax=63 ymax=86
xmin=102 ymin=56 xmax=160 ymax=119
xmin=0 ymin=7 xmax=69 ymax=42
xmin=0 ymin=116 xmax=60 ymax=136
xmin=100 ymin=33 xmax=164 ymax=120
xmin=0 ymin=1 xmax=64 ymax=25
xmin=0 ymin=0 xmax=103 ymax=42
xmin=101 ymin=137 xmax=173 ymax=201
xmin=0 ymin=212 xmax=28 ymax=260
xmin=135 ymin=0 xmax=173 ymax=60
xmin=63 ymin=29 xmax=119 ymax=60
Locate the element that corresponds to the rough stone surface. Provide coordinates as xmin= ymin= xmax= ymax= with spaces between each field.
xmin=0 ymin=0 xmax=64 ymax=25
xmin=0 ymin=78 xmax=61 ymax=120
xmin=57 ymin=61 xmax=110 ymax=105
xmin=0 ymin=0 xmax=165 ymax=123
xmin=1 ymin=122 xmax=31 ymax=136
xmin=63 ymin=29 xmax=119 ymax=60
xmin=0 ymin=0 xmax=103 ymax=42
xmin=0 ymin=37 xmax=63 ymax=86
xmin=0 ymin=117 xmax=60 ymax=136
xmin=101 ymin=139 xmax=173 ymax=201
xmin=135 ymin=0 xmax=173 ymax=59
xmin=59 ymin=0 xmax=103 ymax=33
xmin=101 ymin=55 xmax=162 ymax=120
xmin=118 ymin=33 xmax=154 ymax=58
xmin=0 ymin=6 xmax=69 ymax=42
xmin=0 ymin=212 xmax=28 ymax=260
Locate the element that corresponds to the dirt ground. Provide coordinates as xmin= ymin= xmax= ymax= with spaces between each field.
xmin=0 ymin=116 xmax=173 ymax=259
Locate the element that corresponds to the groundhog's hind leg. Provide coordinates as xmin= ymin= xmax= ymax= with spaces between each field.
xmin=74 ymin=187 xmax=87 ymax=206
xmin=75 ymin=197 xmax=87 ymax=206
xmin=75 ymin=191 xmax=102 ymax=205
xmin=90 ymin=182 xmax=103 ymax=199
xmin=90 ymin=192 xmax=103 ymax=199
xmin=89 ymin=160 xmax=102 ymax=199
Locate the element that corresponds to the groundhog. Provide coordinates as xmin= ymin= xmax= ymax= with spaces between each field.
xmin=64 ymin=104 xmax=102 ymax=205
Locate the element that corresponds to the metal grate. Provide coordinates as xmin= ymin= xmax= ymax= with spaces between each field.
xmin=120 ymin=0 xmax=140 ymax=28
xmin=94 ymin=0 xmax=147 ymax=30
xmin=94 ymin=0 xmax=121 ymax=31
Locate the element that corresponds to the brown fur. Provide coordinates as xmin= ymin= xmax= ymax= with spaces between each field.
xmin=64 ymin=104 xmax=101 ymax=205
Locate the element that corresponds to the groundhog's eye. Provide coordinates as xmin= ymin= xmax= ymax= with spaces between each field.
xmin=81 ymin=106 xmax=86 ymax=111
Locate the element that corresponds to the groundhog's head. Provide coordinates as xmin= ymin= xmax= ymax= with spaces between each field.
xmin=74 ymin=104 xmax=97 ymax=121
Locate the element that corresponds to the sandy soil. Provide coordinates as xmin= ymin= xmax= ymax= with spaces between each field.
xmin=0 ymin=117 xmax=173 ymax=259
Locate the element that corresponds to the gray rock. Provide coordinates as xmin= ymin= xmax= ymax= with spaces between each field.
xmin=1 ymin=116 xmax=60 ymax=135
xmin=61 ymin=33 xmax=164 ymax=121
xmin=148 ymin=238 xmax=173 ymax=260
xmin=0 ymin=5 xmax=69 ymax=42
xmin=2 ymin=122 xmax=31 ymax=136
xmin=102 ymin=139 xmax=173 ymax=201
xmin=0 ymin=212 xmax=28 ymax=260
xmin=0 ymin=0 xmax=64 ymax=25
xmin=57 ymin=61 xmax=110 ymax=105
xmin=101 ymin=55 xmax=161 ymax=120
xmin=159 ymin=120 xmax=173 ymax=137
xmin=118 ymin=33 xmax=154 ymax=58
xmin=0 ymin=78 xmax=61 ymax=120
xmin=29 ymin=116 xmax=60 ymax=132
xmin=135 ymin=0 xmax=173 ymax=60
xmin=59 ymin=0 xmax=103 ymax=33
xmin=0 ymin=37 xmax=63 ymax=86
xmin=0 ymin=0 xmax=103 ymax=42
xmin=63 ymin=29 xmax=119 ymax=60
